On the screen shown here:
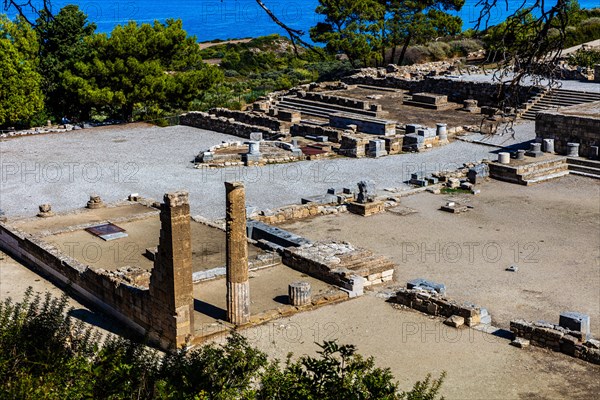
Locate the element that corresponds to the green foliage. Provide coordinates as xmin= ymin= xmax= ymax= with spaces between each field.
xmin=448 ymin=39 xmax=484 ymax=56
xmin=0 ymin=290 xmax=446 ymax=399
xmin=568 ymin=48 xmax=600 ymax=68
xmin=62 ymin=19 xmax=223 ymax=121
xmin=427 ymin=42 xmax=452 ymax=60
xmin=258 ymin=340 xmax=402 ymax=399
xmin=0 ymin=15 xmax=44 ymax=128
xmin=35 ymin=5 xmax=96 ymax=118
xmin=310 ymin=0 xmax=385 ymax=67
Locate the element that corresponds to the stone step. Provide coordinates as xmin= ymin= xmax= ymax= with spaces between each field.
xmin=277 ymin=103 xmax=330 ymax=119
xmin=518 ymin=159 xmax=566 ymax=173
xmin=519 ymin=164 xmax=568 ymax=181
xmin=569 ymin=170 xmax=600 ymax=179
xmin=280 ymin=97 xmax=380 ymax=117
xmin=566 ymin=157 xmax=600 ymax=168
xmin=568 ymin=164 xmax=600 ymax=177
xmin=338 ymin=249 xmax=374 ymax=263
xmin=523 ymin=170 xmax=569 ymax=185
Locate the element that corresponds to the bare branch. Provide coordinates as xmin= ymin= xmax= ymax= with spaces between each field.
xmin=3 ymin=0 xmax=54 ymax=26
xmin=255 ymin=0 xmax=323 ymax=57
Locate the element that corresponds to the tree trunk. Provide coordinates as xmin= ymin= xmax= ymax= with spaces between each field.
xmin=398 ymin=35 xmax=412 ymax=65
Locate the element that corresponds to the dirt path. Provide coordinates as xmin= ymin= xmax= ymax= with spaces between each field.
xmin=234 ymin=294 xmax=600 ymax=400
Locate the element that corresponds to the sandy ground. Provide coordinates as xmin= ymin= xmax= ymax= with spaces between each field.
xmin=235 ymin=294 xmax=600 ymax=400
xmin=279 ymin=175 xmax=600 ymax=336
xmin=40 ymin=215 xmax=264 ymax=273
xmin=0 ymin=250 xmax=122 ymax=338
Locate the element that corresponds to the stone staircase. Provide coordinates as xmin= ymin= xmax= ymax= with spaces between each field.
xmin=276 ymin=96 xmax=380 ymax=120
xmin=489 ymin=157 xmax=569 ymax=185
xmin=521 ymin=88 xmax=600 ymax=120
xmin=336 ymin=248 xmax=396 ymax=285
xmin=567 ymin=158 xmax=600 ymax=179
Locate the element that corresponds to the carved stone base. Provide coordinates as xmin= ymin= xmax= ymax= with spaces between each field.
xmin=347 ymin=201 xmax=385 ymax=216
xmin=227 ymin=281 xmax=250 ymax=325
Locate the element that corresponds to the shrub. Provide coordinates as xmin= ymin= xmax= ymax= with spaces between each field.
xmin=403 ymin=45 xmax=432 ymax=64
xmin=449 ymin=39 xmax=484 ymax=56
xmin=427 ymin=42 xmax=452 ymax=60
xmin=568 ymin=48 xmax=600 ymax=68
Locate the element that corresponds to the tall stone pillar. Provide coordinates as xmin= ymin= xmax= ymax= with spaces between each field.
xmin=225 ymin=181 xmax=250 ymax=325
xmin=149 ymin=191 xmax=195 ymax=347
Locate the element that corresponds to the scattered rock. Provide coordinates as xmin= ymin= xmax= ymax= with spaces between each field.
xmin=506 ymin=265 xmax=519 ymax=272
xmin=510 ymin=337 xmax=530 ymax=348
xmin=444 ymin=315 xmax=465 ymax=328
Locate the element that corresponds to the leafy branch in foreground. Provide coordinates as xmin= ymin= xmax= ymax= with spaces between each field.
xmin=0 ymin=289 xmax=445 ymax=399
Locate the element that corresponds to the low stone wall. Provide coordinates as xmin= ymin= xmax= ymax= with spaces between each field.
xmin=302 ymin=92 xmax=377 ymax=111
xmin=210 ymin=108 xmax=286 ymax=132
xmin=180 ymin=111 xmax=281 ymax=140
xmin=339 ymin=134 xmax=403 ymax=157
xmin=252 ymin=203 xmax=348 ymax=224
xmin=283 ymin=241 xmax=395 ymax=294
xmin=0 ymin=223 xmax=156 ymax=340
xmin=510 ymin=319 xmax=600 ymax=365
xmin=394 ymin=288 xmax=486 ymax=326
xmin=536 ymin=104 xmax=600 ymax=157
xmin=330 ymin=113 xmax=397 ymax=136
xmin=289 ymin=124 xmax=344 ymax=143
xmin=343 ymin=75 xmax=537 ymax=108
xmin=339 ymin=135 xmax=370 ymax=157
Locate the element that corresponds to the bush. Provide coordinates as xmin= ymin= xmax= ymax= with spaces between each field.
xmin=427 ymin=42 xmax=452 ymax=60
xmin=449 ymin=38 xmax=484 ymax=56
xmin=403 ymin=45 xmax=432 ymax=64
xmin=568 ymin=48 xmax=600 ymax=68
xmin=0 ymin=290 xmax=447 ymax=399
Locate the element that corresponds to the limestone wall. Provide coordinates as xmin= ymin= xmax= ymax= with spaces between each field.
xmin=180 ymin=111 xmax=280 ymax=140
xmin=536 ymin=108 xmax=600 ymax=156
xmin=289 ymin=124 xmax=344 ymax=143
xmin=511 ymin=319 xmax=600 ymax=365
xmin=330 ymin=114 xmax=397 ymax=136
xmin=338 ymin=135 xmax=370 ymax=157
xmin=342 ymin=75 xmax=537 ymax=107
xmin=0 ymin=223 xmax=154 ymax=339
xmin=301 ymin=92 xmax=374 ymax=111
xmin=395 ymin=288 xmax=485 ymax=326
xmin=210 ymin=108 xmax=286 ymax=132
xmin=252 ymin=203 xmax=347 ymax=224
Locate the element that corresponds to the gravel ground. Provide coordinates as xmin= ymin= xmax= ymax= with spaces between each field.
xmin=0 ymin=124 xmax=497 ymax=219
xmin=459 ymin=120 xmax=536 ymax=149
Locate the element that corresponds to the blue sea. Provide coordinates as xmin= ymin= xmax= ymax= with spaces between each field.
xmin=3 ymin=0 xmax=598 ymax=42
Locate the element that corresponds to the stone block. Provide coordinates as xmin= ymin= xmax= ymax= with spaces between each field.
xmin=511 ymin=337 xmax=530 ymax=348
xmin=444 ymin=315 xmax=465 ymax=328
xmin=559 ymin=312 xmax=591 ymax=340
xmin=346 ymin=201 xmax=385 ymax=216
xmin=407 ymin=278 xmax=446 ymax=295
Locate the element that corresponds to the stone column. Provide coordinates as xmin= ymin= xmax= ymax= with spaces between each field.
xmin=289 ymin=281 xmax=311 ymax=306
xmin=436 ymin=123 xmax=448 ymax=142
xmin=567 ymin=142 xmax=580 ymax=157
xmin=149 ymin=191 xmax=195 ymax=347
xmin=543 ymin=139 xmax=555 ymax=153
xmin=225 ymin=181 xmax=250 ymax=325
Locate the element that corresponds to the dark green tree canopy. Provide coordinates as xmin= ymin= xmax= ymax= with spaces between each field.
xmin=62 ymin=19 xmax=223 ymax=121
xmin=0 ymin=15 xmax=44 ymax=127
